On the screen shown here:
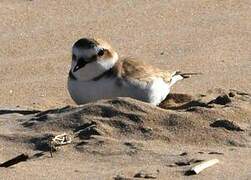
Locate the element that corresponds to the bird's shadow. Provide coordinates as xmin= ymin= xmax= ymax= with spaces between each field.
xmin=159 ymin=93 xmax=211 ymax=110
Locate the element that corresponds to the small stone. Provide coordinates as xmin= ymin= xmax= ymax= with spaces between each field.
xmin=140 ymin=126 xmax=153 ymax=134
xmin=175 ymin=161 xmax=190 ymax=166
xmin=208 ymin=94 xmax=231 ymax=105
xmin=208 ymin=152 xmax=224 ymax=155
xmin=134 ymin=170 xmax=158 ymax=179
xmin=228 ymin=92 xmax=235 ymax=97
xmin=179 ymin=152 xmax=188 ymax=156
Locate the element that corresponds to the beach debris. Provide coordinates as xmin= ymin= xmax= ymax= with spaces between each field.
xmin=208 ymin=151 xmax=224 ymax=155
xmin=0 ymin=153 xmax=29 ymax=168
xmin=134 ymin=170 xmax=159 ymax=179
xmin=49 ymin=133 xmax=72 ymax=157
xmin=185 ymin=159 xmax=219 ymax=175
xmin=210 ymin=119 xmax=243 ymax=131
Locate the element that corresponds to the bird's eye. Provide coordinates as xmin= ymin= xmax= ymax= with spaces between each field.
xmin=98 ymin=49 xmax=104 ymax=56
xmin=72 ymin=54 xmax=77 ymax=60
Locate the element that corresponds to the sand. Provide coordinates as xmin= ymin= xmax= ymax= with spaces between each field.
xmin=0 ymin=0 xmax=251 ymax=179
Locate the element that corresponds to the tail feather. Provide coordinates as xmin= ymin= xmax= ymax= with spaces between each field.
xmin=169 ymin=71 xmax=202 ymax=86
xmin=174 ymin=71 xmax=202 ymax=79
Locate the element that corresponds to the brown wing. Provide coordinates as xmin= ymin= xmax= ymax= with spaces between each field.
xmin=113 ymin=57 xmax=173 ymax=83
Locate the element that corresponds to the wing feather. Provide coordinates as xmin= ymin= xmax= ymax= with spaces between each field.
xmin=113 ymin=57 xmax=173 ymax=83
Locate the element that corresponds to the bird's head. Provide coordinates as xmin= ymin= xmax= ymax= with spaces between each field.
xmin=70 ymin=38 xmax=118 ymax=80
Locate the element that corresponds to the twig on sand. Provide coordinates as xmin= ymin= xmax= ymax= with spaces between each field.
xmin=48 ymin=133 xmax=72 ymax=157
xmin=185 ymin=159 xmax=219 ymax=175
xmin=0 ymin=153 xmax=29 ymax=168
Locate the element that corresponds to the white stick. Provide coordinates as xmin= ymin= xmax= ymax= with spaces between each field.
xmin=190 ymin=159 xmax=219 ymax=174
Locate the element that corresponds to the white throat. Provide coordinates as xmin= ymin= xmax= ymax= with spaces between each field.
xmin=72 ymin=54 xmax=118 ymax=81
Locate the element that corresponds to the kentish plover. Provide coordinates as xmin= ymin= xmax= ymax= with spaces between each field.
xmin=68 ymin=38 xmax=198 ymax=105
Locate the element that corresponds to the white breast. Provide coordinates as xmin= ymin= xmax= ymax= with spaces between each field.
xmin=68 ymin=77 xmax=171 ymax=105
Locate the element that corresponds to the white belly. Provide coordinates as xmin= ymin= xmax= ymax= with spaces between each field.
xmin=68 ymin=77 xmax=170 ymax=105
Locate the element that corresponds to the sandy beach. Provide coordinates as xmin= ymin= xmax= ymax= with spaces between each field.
xmin=0 ymin=0 xmax=250 ymax=179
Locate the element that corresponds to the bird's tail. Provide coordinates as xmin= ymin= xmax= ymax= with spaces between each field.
xmin=174 ymin=71 xmax=202 ymax=79
xmin=169 ymin=71 xmax=202 ymax=86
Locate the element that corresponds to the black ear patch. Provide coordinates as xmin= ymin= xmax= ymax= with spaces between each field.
xmin=74 ymin=38 xmax=96 ymax=49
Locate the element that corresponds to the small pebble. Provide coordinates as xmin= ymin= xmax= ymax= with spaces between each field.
xmin=208 ymin=152 xmax=224 ymax=155
xmin=180 ymin=152 xmax=188 ymax=156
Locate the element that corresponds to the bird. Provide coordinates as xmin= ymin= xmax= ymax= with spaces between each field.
xmin=68 ymin=38 xmax=199 ymax=106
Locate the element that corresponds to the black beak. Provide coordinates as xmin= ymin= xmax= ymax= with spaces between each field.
xmin=73 ymin=58 xmax=88 ymax=72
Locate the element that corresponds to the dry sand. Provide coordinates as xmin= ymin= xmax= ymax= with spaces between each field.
xmin=0 ymin=90 xmax=251 ymax=179
xmin=0 ymin=0 xmax=251 ymax=179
